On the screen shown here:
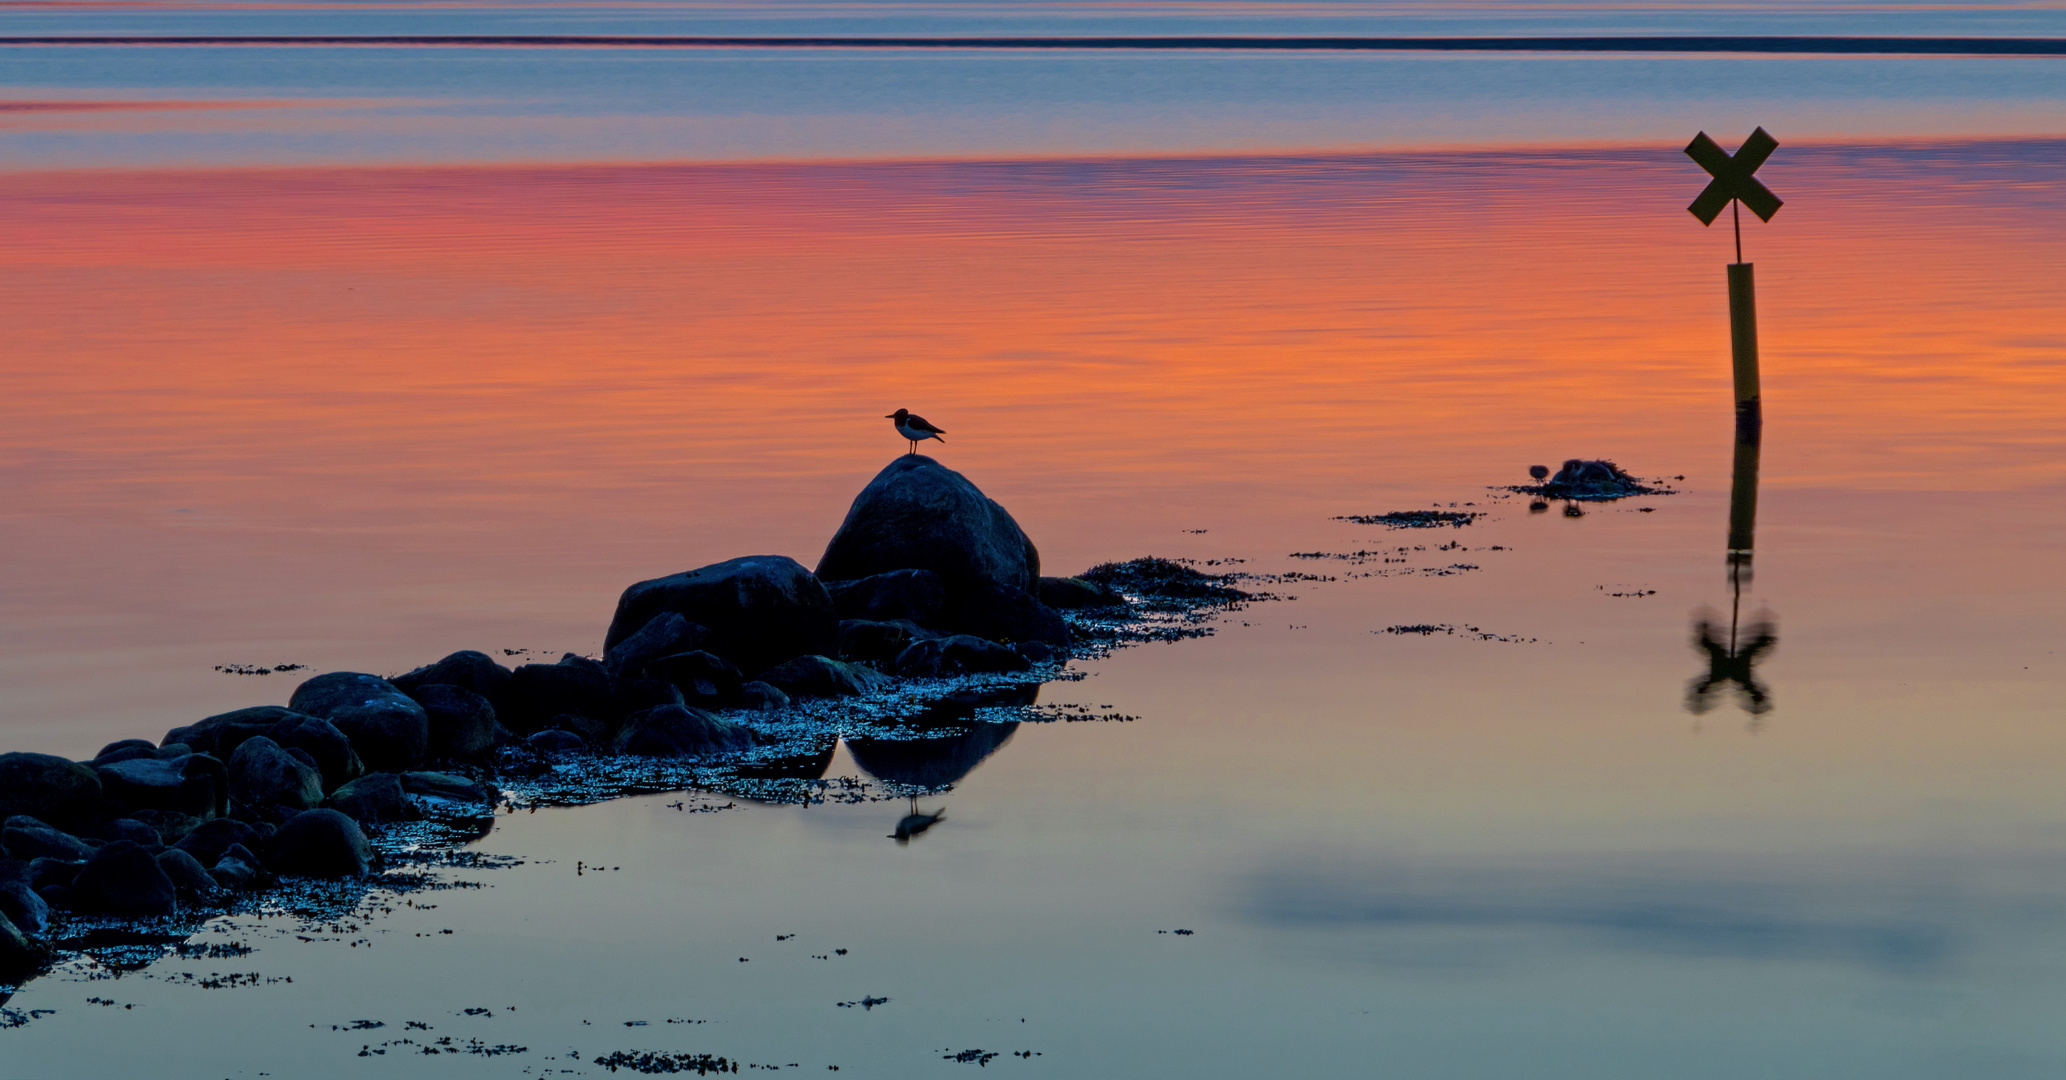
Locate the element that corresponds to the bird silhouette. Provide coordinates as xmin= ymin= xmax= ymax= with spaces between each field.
xmin=1529 ymin=464 xmax=1550 ymax=483
xmin=886 ymin=409 xmax=946 ymax=455
xmin=890 ymin=796 xmax=944 ymax=844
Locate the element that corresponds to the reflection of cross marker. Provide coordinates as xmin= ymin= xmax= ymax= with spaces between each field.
xmin=1685 ymin=127 xmax=1782 ymax=263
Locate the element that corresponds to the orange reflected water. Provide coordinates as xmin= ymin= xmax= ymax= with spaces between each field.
xmin=1 ymin=140 xmax=2063 ymax=751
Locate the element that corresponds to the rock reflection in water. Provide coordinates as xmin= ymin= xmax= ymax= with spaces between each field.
xmin=846 ymin=686 xmax=1032 ymax=841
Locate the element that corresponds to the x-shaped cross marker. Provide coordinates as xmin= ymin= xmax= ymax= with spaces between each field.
xmin=1686 ymin=127 xmax=1782 ymax=225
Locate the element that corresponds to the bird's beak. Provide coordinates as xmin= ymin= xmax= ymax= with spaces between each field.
xmin=884 ymin=413 xmax=895 ymax=418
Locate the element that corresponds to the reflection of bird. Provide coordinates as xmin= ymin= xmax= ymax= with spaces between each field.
xmin=890 ymin=796 xmax=944 ymax=844
xmin=1529 ymin=465 xmax=1550 ymax=483
xmin=886 ymin=409 xmax=946 ymax=454
xmin=1687 ymin=608 xmax=1778 ymax=720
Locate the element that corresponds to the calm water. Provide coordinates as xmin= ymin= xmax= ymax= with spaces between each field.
xmin=4 ymin=4 xmax=2066 ymax=1076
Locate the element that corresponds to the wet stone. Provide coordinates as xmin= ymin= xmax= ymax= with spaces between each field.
xmin=69 ymin=840 xmax=178 ymax=916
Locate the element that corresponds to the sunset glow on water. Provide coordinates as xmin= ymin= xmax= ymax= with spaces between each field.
xmin=4 ymin=8 xmax=2066 ymax=1076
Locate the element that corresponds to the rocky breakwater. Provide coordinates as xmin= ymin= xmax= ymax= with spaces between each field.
xmin=0 ymin=455 xmax=1253 ymax=990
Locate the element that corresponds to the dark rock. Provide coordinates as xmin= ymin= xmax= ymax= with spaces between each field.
xmin=0 ymin=908 xmax=50 ymax=979
xmin=209 ymin=845 xmax=263 ymax=890
xmin=71 ymin=840 xmax=178 ymax=916
xmin=558 ymin=652 xmax=608 ymax=675
xmin=155 ymin=848 xmax=217 ymax=896
xmin=400 ymin=772 xmax=495 ymax=806
xmin=92 ymin=739 xmax=162 ymax=765
xmin=27 ymin=857 xmax=82 ymax=890
xmin=1038 ymin=575 xmax=1124 ymax=610
xmin=503 ymin=663 xmax=617 ymax=736
xmin=228 ymin=737 xmax=323 ymax=813
xmin=0 ymin=859 xmax=25 ymax=885
xmin=1542 ymin=458 xmax=1651 ymax=499
xmin=1 ymin=818 xmax=93 ymax=863
xmin=603 ymin=612 xmax=712 ymax=678
xmin=616 ymin=678 xmax=686 ymax=716
xmin=825 ymin=569 xmax=948 ymax=624
xmin=323 ymin=773 xmax=421 ymax=827
xmin=756 ymin=655 xmax=891 ymax=699
xmin=1014 ymin=640 xmax=1055 ymax=664
xmin=391 ymin=650 xmax=514 ymax=710
xmin=644 ymin=650 xmax=743 ymax=708
xmin=82 ymin=818 xmax=164 ymax=851
xmin=544 ymin=712 xmax=609 ymax=746
xmin=837 ymin=618 xmax=938 ymax=664
xmin=937 ymin=580 xmax=1070 ymax=647
xmin=816 ymin=456 xmax=1041 ymax=598
xmin=162 ymin=706 xmax=302 ymax=760
xmin=128 ymin=809 xmax=202 ymax=847
xmin=0 ymin=878 xmax=51 ymax=938
xmin=409 ymin=684 xmax=504 ymax=761
xmin=95 ymin=754 xmax=223 ymax=819
xmin=35 ymin=884 xmax=72 ymax=912
xmin=0 ymin=753 xmax=103 ymax=826
xmin=892 ymin=634 xmax=1033 ymax=677
xmin=526 ymin=729 xmax=586 ymax=754
xmin=610 ymin=705 xmax=757 ymax=758
xmin=289 ymin=672 xmax=431 ymax=773
xmin=266 ymin=714 xmax=363 ymax=791
xmin=174 ymin=818 xmax=268 ymax=867
xmin=264 ymin=809 xmax=372 ymax=879
xmin=604 ymin=555 xmax=838 ymax=678
xmin=733 ymin=681 xmax=789 ymax=712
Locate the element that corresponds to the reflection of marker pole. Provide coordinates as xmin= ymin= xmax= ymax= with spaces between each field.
xmin=1727 ymin=419 xmax=1760 ymax=586
xmin=1728 ymin=262 xmax=1761 ymax=432
xmin=1685 ymin=128 xmax=1782 ymax=435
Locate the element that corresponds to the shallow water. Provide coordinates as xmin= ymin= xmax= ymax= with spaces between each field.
xmin=5 ymin=5 xmax=2066 ymax=1077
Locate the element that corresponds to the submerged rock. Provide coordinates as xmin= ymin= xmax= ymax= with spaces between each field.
xmin=611 ymin=705 xmax=758 ymax=758
xmin=289 ymin=672 xmax=431 ymax=773
xmin=1038 ymin=575 xmax=1124 ymax=610
xmin=264 ymin=809 xmax=372 ymax=879
xmin=0 ymin=753 xmax=102 ymax=826
xmin=816 ymin=456 xmax=1041 ymax=594
xmin=604 ymin=555 xmax=839 ymax=678
xmin=69 ymin=840 xmax=178 ymax=916
xmin=756 ymin=655 xmax=891 ymax=699
xmin=228 ymin=736 xmax=324 ymax=814
xmin=825 ymin=569 xmax=948 ymax=625
xmin=892 ymin=635 xmax=1032 ymax=678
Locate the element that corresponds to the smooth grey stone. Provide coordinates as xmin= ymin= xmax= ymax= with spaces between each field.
xmin=288 ymin=672 xmax=430 ymax=773
xmin=264 ymin=809 xmax=371 ymax=879
xmin=409 ymin=684 xmax=504 ymax=761
xmin=732 ymin=681 xmax=789 ymax=712
xmin=323 ymin=773 xmax=421 ymax=827
xmin=390 ymin=650 xmax=513 ymax=710
xmin=266 ymin=713 xmax=363 ymax=792
xmin=70 ymin=840 xmax=177 ymax=916
xmin=2 ymin=818 xmax=93 ymax=863
xmin=603 ymin=611 xmax=711 ymax=678
xmin=0 ymin=753 xmax=102 ymax=825
xmin=0 ymin=879 xmax=50 ymax=938
xmin=174 ymin=818 xmax=267 ymax=866
xmin=228 ymin=737 xmax=323 ymax=813
xmin=155 ymin=848 xmax=217 ymax=896
xmin=816 ymin=455 xmax=1041 ymax=595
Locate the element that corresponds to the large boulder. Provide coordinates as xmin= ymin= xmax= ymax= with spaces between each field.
xmin=0 ymin=753 xmax=102 ymax=825
xmin=610 ymin=705 xmax=758 ymax=758
xmin=289 ymin=672 xmax=430 ymax=773
xmin=174 ymin=818 xmax=268 ymax=867
xmin=391 ymin=650 xmax=514 ymax=710
xmin=70 ymin=840 xmax=178 ymax=916
xmin=323 ymin=773 xmax=421 ymax=826
xmin=0 ymin=878 xmax=51 ymax=938
xmin=816 ymin=456 xmax=1041 ymax=596
xmin=265 ymin=714 xmax=362 ymax=791
xmin=502 ymin=662 xmax=617 ymax=736
xmin=825 ymin=569 xmax=948 ymax=625
xmin=94 ymin=754 xmax=224 ymax=819
xmin=409 ymin=684 xmax=504 ymax=760
xmin=264 ymin=809 xmax=372 ymax=879
xmin=602 ymin=612 xmax=712 ymax=678
xmin=0 ymin=908 xmax=49 ymax=980
xmin=756 ymin=655 xmax=891 ymax=699
xmin=162 ymin=706 xmax=300 ymax=760
xmin=892 ymin=634 xmax=1033 ymax=678
xmin=604 ymin=555 xmax=838 ymax=678
xmin=1 ymin=817 xmax=93 ymax=863
xmin=227 ymin=737 xmax=324 ymax=814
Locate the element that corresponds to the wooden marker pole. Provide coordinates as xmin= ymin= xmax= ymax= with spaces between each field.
xmin=1727 ymin=261 xmax=1761 ymax=432
xmin=1727 ymin=415 xmax=1760 ymax=575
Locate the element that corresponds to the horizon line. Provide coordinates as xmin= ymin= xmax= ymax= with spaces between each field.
xmin=3 ymin=34 xmax=2065 ymax=54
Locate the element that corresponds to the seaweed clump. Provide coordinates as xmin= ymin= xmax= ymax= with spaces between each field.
xmin=1078 ymin=558 xmax=1254 ymax=611
xmin=1330 ymin=510 xmax=1482 ymax=528
xmin=1512 ymin=459 xmax=1674 ymax=501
